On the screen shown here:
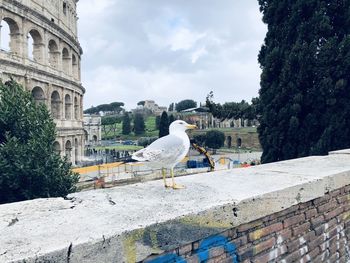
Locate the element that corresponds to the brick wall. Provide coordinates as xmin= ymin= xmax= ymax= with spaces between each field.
xmin=144 ymin=185 xmax=350 ymax=263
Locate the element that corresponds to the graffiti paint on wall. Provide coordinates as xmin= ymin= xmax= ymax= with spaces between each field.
xmin=146 ymin=235 xmax=237 ymax=263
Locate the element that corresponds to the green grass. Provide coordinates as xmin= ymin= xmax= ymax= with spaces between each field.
xmin=102 ymin=116 xmax=158 ymax=140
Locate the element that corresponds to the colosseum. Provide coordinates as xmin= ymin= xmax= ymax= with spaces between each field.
xmin=0 ymin=0 xmax=84 ymax=165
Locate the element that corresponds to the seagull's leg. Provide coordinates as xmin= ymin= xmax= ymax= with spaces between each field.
xmin=171 ymin=168 xmax=185 ymax=189
xmin=162 ymin=168 xmax=171 ymax=188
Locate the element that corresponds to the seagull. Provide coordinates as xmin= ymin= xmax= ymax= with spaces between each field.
xmin=131 ymin=120 xmax=197 ymax=189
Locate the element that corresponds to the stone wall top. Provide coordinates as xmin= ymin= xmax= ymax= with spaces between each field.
xmin=1 ymin=151 xmax=350 ymax=262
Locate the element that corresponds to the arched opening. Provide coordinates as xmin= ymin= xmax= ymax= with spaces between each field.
xmin=227 ymin=136 xmax=232 ymax=148
xmin=27 ymin=29 xmax=43 ymax=62
xmin=74 ymin=138 xmax=79 ymax=165
xmin=31 ymin=86 xmax=45 ymax=104
xmin=93 ymin=135 xmax=98 ymax=143
xmin=65 ymin=140 xmax=72 ymax=162
xmin=48 ymin=39 xmax=59 ymax=68
xmin=62 ymin=47 xmax=70 ymax=75
xmin=74 ymin=96 xmax=79 ymax=119
xmin=64 ymin=94 xmax=72 ymax=119
xmin=51 ymin=91 xmax=61 ymax=119
xmin=237 ymin=138 xmax=242 ymax=148
xmin=1 ymin=18 xmax=20 ymax=53
xmin=84 ymin=130 xmax=88 ymax=142
xmin=72 ymin=54 xmax=78 ymax=79
xmin=53 ymin=141 xmax=61 ymax=154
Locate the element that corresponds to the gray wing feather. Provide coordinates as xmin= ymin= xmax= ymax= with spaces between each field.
xmin=132 ymin=135 xmax=187 ymax=164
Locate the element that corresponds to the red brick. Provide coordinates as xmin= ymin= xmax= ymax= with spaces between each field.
xmin=299 ymin=200 xmax=313 ymax=210
xmin=313 ymin=194 xmax=331 ymax=205
xmin=317 ymin=200 xmax=338 ymax=213
xmin=324 ymin=207 xmax=344 ymax=221
xmin=307 ymin=234 xmax=324 ymax=251
xmin=337 ymin=194 xmax=350 ymax=204
xmin=208 ymin=247 xmax=225 ymax=258
xmin=186 ymin=255 xmax=199 ymax=263
xmin=248 ymin=223 xmax=283 ymax=241
xmin=237 ymin=219 xmax=263 ymax=233
xmin=300 ymin=247 xmax=320 ymax=262
xmin=292 ymin=222 xmax=310 ymax=237
xmin=252 ymin=237 xmax=275 ymax=255
xmin=277 ymin=229 xmax=292 ymax=241
xmin=330 ymin=189 xmax=341 ymax=197
xmin=178 ymin=243 xmax=192 ymax=255
xmin=251 ymin=246 xmax=287 ymax=263
xmin=310 ymin=215 xmax=324 ymax=229
xmin=286 ymin=239 xmax=300 ymax=253
xmin=280 ymin=249 xmax=300 ymax=263
xmin=283 ymin=214 xmax=305 ymax=228
xmin=231 ymin=235 xmax=247 ymax=247
xmin=305 ymin=208 xmax=317 ymax=219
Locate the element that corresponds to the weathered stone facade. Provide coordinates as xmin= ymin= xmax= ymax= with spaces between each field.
xmin=0 ymin=0 xmax=84 ymax=165
xmin=83 ymin=114 xmax=101 ymax=146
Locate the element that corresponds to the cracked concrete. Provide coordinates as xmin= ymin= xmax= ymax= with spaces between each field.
xmin=1 ymin=152 xmax=350 ymax=262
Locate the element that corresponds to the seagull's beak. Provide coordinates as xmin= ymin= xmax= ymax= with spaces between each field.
xmin=186 ymin=124 xmax=197 ymax=130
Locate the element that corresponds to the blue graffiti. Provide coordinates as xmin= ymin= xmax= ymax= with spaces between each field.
xmin=147 ymin=235 xmax=238 ymax=263
xmin=195 ymin=235 xmax=238 ymax=263
xmin=146 ymin=253 xmax=185 ymax=263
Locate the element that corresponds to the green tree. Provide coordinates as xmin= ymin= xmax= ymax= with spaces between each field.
xmin=122 ymin=112 xmax=131 ymax=135
xmin=159 ymin=111 xmax=169 ymax=138
xmin=155 ymin=115 xmax=161 ymax=130
xmin=205 ymin=130 xmax=225 ymax=154
xmin=258 ymin=0 xmax=350 ymax=163
xmin=175 ymin=99 xmax=197 ymax=112
xmin=168 ymin=102 xmax=175 ymax=112
xmin=133 ymin=113 xmax=145 ymax=135
xmin=168 ymin=114 xmax=175 ymax=125
xmin=0 ymin=80 xmax=79 ymax=204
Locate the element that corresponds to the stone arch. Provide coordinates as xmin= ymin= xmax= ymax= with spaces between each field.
xmin=64 ymin=94 xmax=72 ymax=119
xmin=65 ymin=140 xmax=72 ymax=162
xmin=27 ymin=29 xmax=43 ymax=62
xmin=62 ymin=47 xmax=70 ymax=75
xmin=72 ymin=53 xmax=78 ymax=79
xmin=31 ymin=86 xmax=46 ymax=104
xmin=1 ymin=17 xmax=20 ymax=54
xmin=51 ymin=90 xmax=61 ymax=119
xmin=237 ymin=138 xmax=242 ymax=148
xmin=74 ymin=96 xmax=79 ymax=119
xmin=48 ymin=39 xmax=59 ymax=68
xmin=53 ymin=141 xmax=61 ymax=154
xmin=227 ymin=136 xmax=232 ymax=148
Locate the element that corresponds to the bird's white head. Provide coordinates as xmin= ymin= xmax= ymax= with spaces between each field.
xmin=169 ymin=120 xmax=197 ymax=134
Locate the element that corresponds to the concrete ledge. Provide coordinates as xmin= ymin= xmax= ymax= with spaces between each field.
xmin=1 ymin=152 xmax=350 ymax=262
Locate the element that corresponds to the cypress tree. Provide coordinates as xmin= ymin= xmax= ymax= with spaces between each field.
xmin=159 ymin=111 xmax=169 ymax=138
xmin=122 ymin=112 xmax=131 ymax=135
xmin=258 ymin=0 xmax=350 ymax=163
xmin=133 ymin=113 xmax=145 ymax=135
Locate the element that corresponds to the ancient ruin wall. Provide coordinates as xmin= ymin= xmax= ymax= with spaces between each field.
xmin=1 ymin=149 xmax=350 ymax=262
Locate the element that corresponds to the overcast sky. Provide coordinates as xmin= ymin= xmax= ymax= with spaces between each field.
xmin=77 ymin=0 xmax=267 ymax=110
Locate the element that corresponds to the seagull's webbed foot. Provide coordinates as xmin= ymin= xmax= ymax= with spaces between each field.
xmin=172 ymin=183 xmax=185 ymax=190
xmin=164 ymin=183 xmax=172 ymax=188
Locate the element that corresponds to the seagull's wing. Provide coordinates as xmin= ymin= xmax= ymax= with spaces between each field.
xmin=132 ymin=134 xmax=187 ymax=164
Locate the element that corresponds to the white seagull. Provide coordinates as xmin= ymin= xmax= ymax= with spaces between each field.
xmin=131 ymin=120 xmax=197 ymax=189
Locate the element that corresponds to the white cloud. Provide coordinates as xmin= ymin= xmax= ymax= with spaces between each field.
xmin=191 ymin=47 xmax=208 ymax=64
xmin=77 ymin=1 xmax=267 ymax=110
